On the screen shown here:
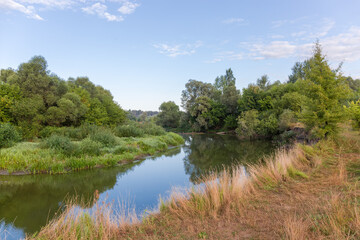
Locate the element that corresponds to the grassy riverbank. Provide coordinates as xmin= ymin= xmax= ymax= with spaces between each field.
xmin=29 ymin=126 xmax=360 ymax=239
xmin=0 ymin=129 xmax=184 ymax=175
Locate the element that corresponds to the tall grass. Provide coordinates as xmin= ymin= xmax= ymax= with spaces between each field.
xmin=0 ymin=132 xmax=184 ymax=174
xmin=33 ymin=195 xmax=139 ymax=240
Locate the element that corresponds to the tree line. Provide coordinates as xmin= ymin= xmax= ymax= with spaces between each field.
xmin=0 ymin=56 xmax=127 ymax=138
xmin=156 ymin=43 xmax=360 ymax=139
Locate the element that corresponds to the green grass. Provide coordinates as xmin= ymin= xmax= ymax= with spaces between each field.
xmin=0 ymin=132 xmax=184 ymax=174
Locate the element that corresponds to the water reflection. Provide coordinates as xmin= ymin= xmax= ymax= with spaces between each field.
xmin=0 ymin=161 xmax=142 ymax=238
xmin=0 ymin=134 xmax=275 ymax=239
xmin=182 ymin=134 xmax=274 ymax=182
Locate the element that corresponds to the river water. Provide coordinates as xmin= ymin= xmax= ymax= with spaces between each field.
xmin=0 ymin=134 xmax=276 ymax=239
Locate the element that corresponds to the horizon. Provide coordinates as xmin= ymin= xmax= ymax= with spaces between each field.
xmin=1 ymin=0 xmax=360 ymax=111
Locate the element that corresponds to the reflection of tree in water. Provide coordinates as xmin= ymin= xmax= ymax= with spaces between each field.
xmin=148 ymin=146 xmax=182 ymax=160
xmin=182 ymin=134 xmax=276 ymax=182
xmin=0 ymin=161 xmax=143 ymax=235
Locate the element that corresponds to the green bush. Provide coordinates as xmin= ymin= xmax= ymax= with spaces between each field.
xmin=278 ymin=109 xmax=296 ymax=132
xmin=159 ymin=133 xmax=185 ymax=146
xmin=89 ymin=130 xmax=117 ymax=147
xmin=39 ymin=126 xmax=61 ymax=139
xmin=114 ymin=124 xmax=145 ymax=137
xmin=79 ymin=138 xmax=102 ymax=156
xmin=141 ymin=123 xmax=166 ymax=136
xmin=137 ymin=138 xmax=167 ymax=153
xmin=43 ymin=135 xmax=79 ymax=156
xmin=0 ymin=123 xmax=21 ymax=148
xmin=113 ymin=145 xmax=139 ymax=154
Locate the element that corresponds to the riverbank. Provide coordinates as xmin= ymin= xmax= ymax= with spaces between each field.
xmin=0 ymin=132 xmax=184 ymax=175
xmin=31 ymin=126 xmax=360 ymax=239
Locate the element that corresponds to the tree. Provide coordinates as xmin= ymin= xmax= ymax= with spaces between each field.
xmin=256 ymin=74 xmax=270 ymax=90
xmin=236 ymin=110 xmax=260 ymax=138
xmin=156 ymin=101 xmax=181 ymax=129
xmin=298 ymin=42 xmax=350 ymax=137
xmin=288 ymin=61 xmax=309 ymax=83
xmin=0 ymin=81 xmax=21 ymax=122
xmin=181 ymin=80 xmax=215 ymax=112
xmin=189 ymin=96 xmax=213 ymax=131
xmin=214 ymin=68 xmax=236 ymax=91
xmin=220 ymin=83 xmax=239 ymax=114
xmin=238 ymin=85 xmax=261 ymax=112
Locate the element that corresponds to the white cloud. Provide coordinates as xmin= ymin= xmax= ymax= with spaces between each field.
xmin=0 ymin=0 xmax=43 ymax=20
xmin=17 ymin=0 xmax=74 ymax=9
xmin=249 ymin=41 xmax=297 ymax=60
xmin=222 ymin=18 xmax=245 ymax=24
xmin=153 ymin=41 xmax=202 ymax=57
xmin=82 ymin=2 xmax=123 ymax=21
xmin=117 ymin=0 xmax=139 ymax=15
xmin=321 ymin=26 xmax=360 ymax=61
xmin=0 ymin=0 xmax=140 ymax=21
xmin=247 ymin=26 xmax=360 ymax=62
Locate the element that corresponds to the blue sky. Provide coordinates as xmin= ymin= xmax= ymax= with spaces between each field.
xmin=1 ymin=0 xmax=360 ymax=110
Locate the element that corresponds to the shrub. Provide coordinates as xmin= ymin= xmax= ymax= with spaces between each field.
xmin=258 ymin=113 xmax=279 ymax=136
xmin=43 ymin=135 xmax=79 ymax=156
xmin=224 ymin=115 xmax=238 ymax=130
xmin=236 ymin=110 xmax=260 ymax=138
xmin=279 ymin=109 xmax=296 ymax=132
xmin=137 ymin=138 xmax=167 ymax=153
xmin=114 ymin=124 xmax=144 ymax=137
xmin=39 ymin=126 xmax=61 ymax=139
xmin=89 ymin=130 xmax=117 ymax=147
xmin=0 ymin=123 xmax=21 ymax=148
xmin=79 ymin=138 xmax=102 ymax=156
xmin=113 ymin=145 xmax=139 ymax=154
xmin=159 ymin=133 xmax=185 ymax=146
xmin=141 ymin=123 xmax=166 ymax=136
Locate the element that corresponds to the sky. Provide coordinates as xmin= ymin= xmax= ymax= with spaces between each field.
xmin=1 ymin=0 xmax=360 ymax=111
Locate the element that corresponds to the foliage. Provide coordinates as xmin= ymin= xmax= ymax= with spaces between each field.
xmin=345 ymin=100 xmax=360 ymax=129
xmin=156 ymin=101 xmax=181 ymax=129
xmin=89 ymin=129 xmax=117 ymax=147
xmin=0 ymin=56 xmax=127 ymax=139
xmin=174 ymin=42 xmax=357 ymax=140
xmin=298 ymin=42 xmax=350 ymax=138
xmin=236 ymin=110 xmax=260 ymax=138
xmin=0 ymin=123 xmax=21 ymax=148
xmin=43 ymin=135 xmax=79 ymax=156
xmin=278 ymin=109 xmax=296 ymax=132
xmin=0 ymin=132 xmax=184 ymax=174
xmin=114 ymin=124 xmax=145 ymax=137
xmin=79 ymin=138 xmax=102 ymax=156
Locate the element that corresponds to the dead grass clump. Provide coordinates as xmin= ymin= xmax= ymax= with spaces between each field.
xmin=33 ymin=194 xmax=139 ymax=240
xmin=283 ymin=215 xmax=310 ymax=240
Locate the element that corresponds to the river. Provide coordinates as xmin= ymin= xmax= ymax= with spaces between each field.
xmin=0 ymin=134 xmax=276 ymax=239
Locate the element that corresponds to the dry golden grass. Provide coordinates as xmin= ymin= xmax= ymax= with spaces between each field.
xmin=30 ymin=128 xmax=360 ymax=240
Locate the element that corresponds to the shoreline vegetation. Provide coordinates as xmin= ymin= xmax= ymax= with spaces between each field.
xmin=29 ymin=125 xmax=360 ymax=239
xmin=0 ymin=123 xmax=184 ymax=175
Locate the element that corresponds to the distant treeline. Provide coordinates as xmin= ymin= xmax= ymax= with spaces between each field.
xmin=0 ymin=56 xmax=127 ymax=138
xmin=128 ymin=110 xmax=159 ymax=121
xmin=155 ymin=42 xmax=360 ymax=140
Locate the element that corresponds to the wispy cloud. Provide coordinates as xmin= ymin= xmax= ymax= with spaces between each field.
xmin=117 ymin=0 xmax=140 ymax=14
xmin=206 ymin=51 xmax=243 ymax=63
xmin=0 ymin=0 xmax=141 ymax=21
xmin=247 ymin=26 xmax=360 ymax=61
xmin=153 ymin=41 xmax=203 ymax=57
xmin=222 ymin=18 xmax=245 ymax=24
xmin=82 ymin=2 xmax=124 ymax=22
xmin=0 ymin=0 xmax=43 ymax=20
